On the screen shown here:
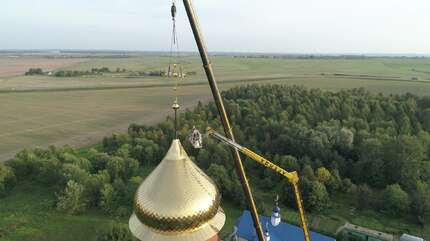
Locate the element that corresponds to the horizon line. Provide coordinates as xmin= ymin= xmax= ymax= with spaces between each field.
xmin=1 ymin=49 xmax=430 ymax=57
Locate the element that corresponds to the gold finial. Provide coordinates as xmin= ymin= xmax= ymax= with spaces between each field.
xmin=172 ymin=99 xmax=180 ymax=139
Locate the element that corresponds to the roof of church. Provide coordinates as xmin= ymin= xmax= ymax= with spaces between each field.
xmin=236 ymin=211 xmax=336 ymax=241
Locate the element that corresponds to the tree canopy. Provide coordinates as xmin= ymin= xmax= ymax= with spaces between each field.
xmin=3 ymin=84 xmax=430 ymax=222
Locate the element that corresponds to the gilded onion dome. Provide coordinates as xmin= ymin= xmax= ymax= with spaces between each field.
xmin=129 ymin=139 xmax=225 ymax=241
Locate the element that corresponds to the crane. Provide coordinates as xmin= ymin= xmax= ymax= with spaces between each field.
xmin=181 ymin=0 xmax=266 ymax=239
xmin=204 ymin=127 xmax=312 ymax=241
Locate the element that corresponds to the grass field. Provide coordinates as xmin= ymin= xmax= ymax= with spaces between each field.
xmin=1 ymin=56 xmax=430 ymax=161
xmin=0 ymin=85 xmax=214 ymax=161
xmin=0 ymin=164 xmax=244 ymax=241
xmin=2 ymin=56 xmax=430 ymax=92
xmin=0 ymin=182 xmax=114 ymax=241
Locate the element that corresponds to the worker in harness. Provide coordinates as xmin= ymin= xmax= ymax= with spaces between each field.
xmin=189 ymin=126 xmax=203 ymax=149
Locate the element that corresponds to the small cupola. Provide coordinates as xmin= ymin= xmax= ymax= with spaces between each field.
xmin=264 ymin=222 xmax=271 ymax=241
xmin=270 ymin=195 xmax=281 ymax=227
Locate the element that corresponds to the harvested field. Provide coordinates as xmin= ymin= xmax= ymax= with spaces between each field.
xmin=1 ymin=56 xmax=430 ymax=161
xmin=0 ymin=56 xmax=84 ymax=77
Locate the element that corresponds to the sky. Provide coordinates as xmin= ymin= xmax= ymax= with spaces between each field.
xmin=1 ymin=0 xmax=430 ymax=54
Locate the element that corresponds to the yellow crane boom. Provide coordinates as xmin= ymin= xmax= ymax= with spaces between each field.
xmin=206 ymin=127 xmax=312 ymax=241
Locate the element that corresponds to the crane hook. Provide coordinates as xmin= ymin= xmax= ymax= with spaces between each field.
xmin=171 ymin=2 xmax=177 ymax=20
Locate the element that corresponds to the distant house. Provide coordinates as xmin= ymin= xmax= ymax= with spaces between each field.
xmin=232 ymin=210 xmax=336 ymax=241
xmin=338 ymin=223 xmax=393 ymax=241
xmin=400 ymin=234 xmax=424 ymax=241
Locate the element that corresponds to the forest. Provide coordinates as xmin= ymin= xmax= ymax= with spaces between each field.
xmin=1 ymin=84 xmax=430 ymax=237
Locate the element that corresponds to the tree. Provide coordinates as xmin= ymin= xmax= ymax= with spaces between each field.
xmin=85 ymin=170 xmax=111 ymax=207
xmin=62 ymin=152 xmax=91 ymax=171
xmin=255 ymin=195 xmax=267 ymax=214
xmin=126 ymin=176 xmax=143 ymax=205
xmin=384 ymin=136 xmax=427 ymax=185
xmin=56 ymin=180 xmax=87 ymax=214
xmin=316 ymin=167 xmax=331 ymax=184
xmin=336 ymin=127 xmax=354 ymax=150
xmin=0 ymin=164 xmax=16 ymax=197
xmin=7 ymin=149 xmax=39 ymax=179
xmin=282 ymin=155 xmax=300 ymax=172
xmin=211 ymin=144 xmax=231 ymax=167
xmin=410 ymin=181 xmax=430 ymax=225
xmin=105 ymin=157 xmax=123 ymax=181
xmin=307 ymin=181 xmax=330 ymax=212
xmin=326 ymin=169 xmax=342 ymax=193
xmin=356 ymin=184 xmax=373 ymax=210
xmin=61 ymin=163 xmax=90 ymax=185
xmin=230 ymin=177 xmax=247 ymax=208
xmin=100 ymin=183 xmax=117 ymax=215
xmin=112 ymin=178 xmax=128 ymax=208
xmin=382 ymin=184 xmax=410 ymax=215
xmin=398 ymin=114 xmax=412 ymax=135
xmin=103 ymin=134 xmax=131 ymax=154
xmin=130 ymin=139 xmax=161 ymax=166
xmin=302 ymin=165 xmax=315 ymax=181
xmin=206 ymin=163 xmax=232 ymax=197
xmin=421 ymin=108 xmax=430 ymax=132
xmin=88 ymin=151 xmax=110 ymax=173
xmin=36 ymin=158 xmax=63 ymax=184
xmin=105 ymin=156 xmax=138 ymax=181
xmin=196 ymin=149 xmax=211 ymax=169
xmin=341 ymin=178 xmax=354 ymax=193
xmin=99 ymin=179 xmax=129 ymax=216
xmin=25 ymin=68 xmax=43 ymax=75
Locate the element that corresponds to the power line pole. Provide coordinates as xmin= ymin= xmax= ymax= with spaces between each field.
xmin=181 ymin=1 xmax=265 ymax=241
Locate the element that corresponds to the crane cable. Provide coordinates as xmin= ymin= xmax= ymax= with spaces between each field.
xmin=169 ymin=0 xmax=182 ymax=97
xmin=169 ymin=0 xmax=182 ymax=139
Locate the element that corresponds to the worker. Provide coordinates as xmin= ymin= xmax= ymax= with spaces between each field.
xmin=189 ymin=126 xmax=203 ymax=148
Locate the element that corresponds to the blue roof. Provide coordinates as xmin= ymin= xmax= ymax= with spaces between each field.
xmin=236 ymin=211 xmax=336 ymax=241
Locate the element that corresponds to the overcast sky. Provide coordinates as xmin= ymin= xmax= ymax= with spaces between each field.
xmin=1 ymin=0 xmax=429 ymax=54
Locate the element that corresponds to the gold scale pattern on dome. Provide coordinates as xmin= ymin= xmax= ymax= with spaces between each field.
xmin=132 ymin=139 xmax=223 ymax=233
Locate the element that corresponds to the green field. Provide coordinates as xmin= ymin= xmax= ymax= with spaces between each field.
xmin=1 ymin=56 xmax=430 ymax=161
xmin=0 ymin=182 xmax=114 ymax=241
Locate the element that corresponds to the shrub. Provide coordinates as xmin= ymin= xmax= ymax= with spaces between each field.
xmin=307 ymin=181 xmax=330 ymax=212
xmin=57 ymin=180 xmax=87 ymax=214
xmin=382 ymin=184 xmax=410 ymax=215
xmin=99 ymin=184 xmax=117 ymax=215
xmin=0 ymin=164 xmax=16 ymax=197
xmin=7 ymin=149 xmax=39 ymax=179
xmin=25 ymin=68 xmax=43 ymax=75
xmin=316 ymin=167 xmax=331 ymax=184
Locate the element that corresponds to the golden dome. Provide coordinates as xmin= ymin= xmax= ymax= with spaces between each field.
xmin=129 ymin=139 xmax=225 ymax=241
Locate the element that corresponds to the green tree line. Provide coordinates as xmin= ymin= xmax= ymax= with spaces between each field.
xmin=55 ymin=67 xmax=113 ymax=77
